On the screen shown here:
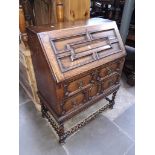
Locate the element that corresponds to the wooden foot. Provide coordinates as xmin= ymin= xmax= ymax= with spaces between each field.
xmin=110 ymin=90 xmax=118 ymax=108
xmin=106 ymin=90 xmax=118 ymax=109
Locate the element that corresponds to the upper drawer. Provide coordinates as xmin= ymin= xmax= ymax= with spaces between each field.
xmin=67 ymin=74 xmax=91 ymax=95
xmin=99 ymin=58 xmax=124 ymax=78
xmin=63 ymin=92 xmax=85 ymax=113
xmin=101 ymin=73 xmax=120 ymax=92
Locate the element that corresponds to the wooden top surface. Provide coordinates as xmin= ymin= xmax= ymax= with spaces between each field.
xmin=27 ymin=18 xmax=126 ymax=83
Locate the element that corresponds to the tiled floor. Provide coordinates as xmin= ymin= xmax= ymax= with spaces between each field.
xmin=19 ymin=76 xmax=135 ymax=155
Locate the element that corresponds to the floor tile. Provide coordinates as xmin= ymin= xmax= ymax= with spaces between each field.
xmin=64 ymin=115 xmax=133 ymax=155
xmin=114 ymin=104 xmax=135 ymax=140
xmin=19 ymin=75 xmax=135 ymax=155
xmin=19 ymin=85 xmax=30 ymax=104
xmin=19 ymin=102 xmax=66 ymax=155
xmin=103 ymin=75 xmax=135 ymax=121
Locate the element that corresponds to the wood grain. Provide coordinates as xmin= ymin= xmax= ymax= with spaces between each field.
xmin=64 ymin=0 xmax=90 ymax=21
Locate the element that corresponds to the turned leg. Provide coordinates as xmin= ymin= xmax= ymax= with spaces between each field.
xmin=109 ymin=90 xmax=118 ymax=109
xmin=58 ymin=124 xmax=66 ymax=144
xmin=41 ymin=104 xmax=66 ymax=144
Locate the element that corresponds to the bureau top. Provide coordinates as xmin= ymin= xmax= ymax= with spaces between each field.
xmin=27 ymin=18 xmax=126 ymax=83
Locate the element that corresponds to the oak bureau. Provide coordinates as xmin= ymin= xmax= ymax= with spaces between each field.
xmin=27 ymin=18 xmax=126 ymax=143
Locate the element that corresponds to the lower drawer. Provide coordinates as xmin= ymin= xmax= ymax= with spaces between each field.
xmin=63 ymin=92 xmax=85 ymax=113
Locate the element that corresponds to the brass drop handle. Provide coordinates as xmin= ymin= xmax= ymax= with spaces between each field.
xmin=65 ymin=91 xmax=69 ymax=96
xmin=78 ymin=80 xmax=83 ymax=89
xmin=89 ymin=86 xmax=93 ymax=91
xmin=107 ymin=67 xmax=112 ymax=74
xmin=116 ymin=68 xmax=120 ymax=72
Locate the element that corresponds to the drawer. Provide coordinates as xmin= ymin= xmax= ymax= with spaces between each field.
xmin=66 ymin=74 xmax=91 ymax=95
xmin=88 ymin=84 xmax=98 ymax=99
xmin=102 ymin=73 xmax=120 ymax=91
xmin=63 ymin=92 xmax=85 ymax=113
xmin=99 ymin=60 xmax=122 ymax=78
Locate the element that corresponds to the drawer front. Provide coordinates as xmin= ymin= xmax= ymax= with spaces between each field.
xmin=60 ymin=58 xmax=124 ymax=115
xmin=65 ymin=59 xmax=124 ymax=96
xmin=64 ymin=58 xmax=124 ymax=98
xmin=88 ymin=84 xmax=98 ymax=99
xmin=65 ymin=74 xmax=91 ymax=96
xmin=99 ymin=60 xmax=121 ymax=78
xmin=63 ymin=92 xmax=85 ymax=113
xmin=62 ymin=73 xmax=120 ymax=114
xmin=102 ymin=73 xmax=120 ymax=91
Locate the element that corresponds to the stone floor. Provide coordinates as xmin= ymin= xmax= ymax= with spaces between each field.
xmin=19 ymin=75 xmax=135 ymax=155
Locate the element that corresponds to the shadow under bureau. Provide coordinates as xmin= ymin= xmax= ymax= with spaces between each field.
xmin=27 ymin=18 xmax=126 ymax=143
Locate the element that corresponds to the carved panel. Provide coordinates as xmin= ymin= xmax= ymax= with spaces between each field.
xmin=64 ymin=92 xmax=84 ymax=112
xmin=67 ymin=74 xmax=91 ymax=93
xmin=50 ymin=28 xmax=122 ymax=72
xmin=89 ymin=84 xmax=98 ymax=100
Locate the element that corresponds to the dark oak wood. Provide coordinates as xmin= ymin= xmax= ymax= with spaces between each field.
xmin=33 ymin=0 xmax=57 ymax=26
xmin=20 ymin=0 xmax=35 ymax=25
xmin=27 ymin=18 xmax=126 ymax=143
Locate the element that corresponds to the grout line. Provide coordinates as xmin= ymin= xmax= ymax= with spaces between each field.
xmin=123 ymin=143 xmax=134 ymax=155
xmin=102 ymin=102 xmax=135 ymax=121
xmin=104 ymin=115 xmax=134 ymax=142
xmin=19 ymin=99 xmax=32 ymax=107
xmin=62 ymin=145 xmax=70 ymax=155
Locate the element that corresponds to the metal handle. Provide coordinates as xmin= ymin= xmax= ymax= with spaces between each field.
xmin=107 ymin=67 xmax=112 ymax=74
xmin=78 ymin=80 xmax=83 ymax=89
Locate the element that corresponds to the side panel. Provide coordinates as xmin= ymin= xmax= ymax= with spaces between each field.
xmin=27 ymin=29 xmax=61 ymax=116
